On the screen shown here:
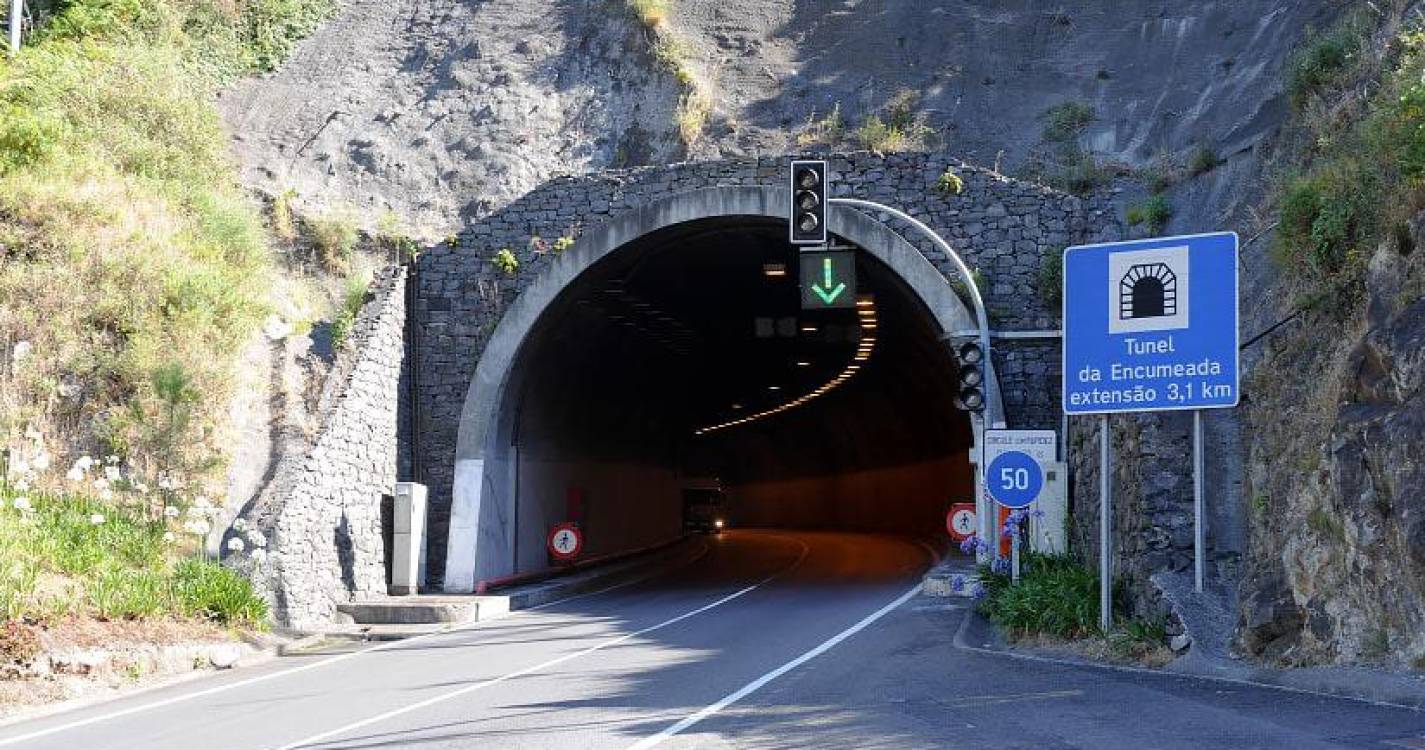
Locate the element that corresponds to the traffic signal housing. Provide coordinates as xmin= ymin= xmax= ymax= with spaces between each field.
xmin=789 ymin=160 xmax=828 ymax=245
xmin=954 ymin=339 xmax=986 ymax=413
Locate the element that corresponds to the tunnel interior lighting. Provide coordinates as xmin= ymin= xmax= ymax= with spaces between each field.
xmin=763 ymin=263 xmax=788 ymax=278
xmin=694 ymin=298 xmax=879 ymax=436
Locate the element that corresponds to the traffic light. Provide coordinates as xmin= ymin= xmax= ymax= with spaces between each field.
xmin=954 ymin=339 xmax=986 ymax=412
xmin=789 ymin=160 xmax=827 ymax=245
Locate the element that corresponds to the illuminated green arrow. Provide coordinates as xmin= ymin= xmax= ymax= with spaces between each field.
xmin=811 ymin=257 xmax=847 ymax=304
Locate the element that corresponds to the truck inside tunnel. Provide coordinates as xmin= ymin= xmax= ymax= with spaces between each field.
xmin=467 ymin=215 xmax=975 ymax=578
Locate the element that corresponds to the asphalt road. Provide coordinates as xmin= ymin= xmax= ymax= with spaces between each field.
xmin=0 ymin=530 xmax=1421 ymax=749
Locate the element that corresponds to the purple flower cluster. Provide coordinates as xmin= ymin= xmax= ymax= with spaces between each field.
xmin=990 ymin=557 xmax=1012 ymax=576
xmin=958 ymin=534 xmax=990 ymax=555
xmin=1000 ymin=508 xmax=1047 ymax=539
xmin=970 ymin=583 xmax=988 ymax=601
xmin=950 ymin=574 xmax=966 ymax=593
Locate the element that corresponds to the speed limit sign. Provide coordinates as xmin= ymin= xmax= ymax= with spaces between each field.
xmin=547 ymin=522 xmax=583 ymax=561
xmin=946 ymin=503 xmax=976 ymax=542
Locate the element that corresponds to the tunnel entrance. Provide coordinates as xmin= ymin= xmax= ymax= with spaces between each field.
xmin=444 ymin=188 xmax=993 ymax=591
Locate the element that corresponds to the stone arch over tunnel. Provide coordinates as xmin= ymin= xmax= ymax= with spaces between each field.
xmin=442 ymin=186 xmax=999 ymax=592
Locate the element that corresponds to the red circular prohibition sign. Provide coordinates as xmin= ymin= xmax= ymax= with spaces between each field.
xmin=547 ymin=522 xmax=583 ymax=560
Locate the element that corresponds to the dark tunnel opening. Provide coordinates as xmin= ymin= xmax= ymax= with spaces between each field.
xmin=492 ymin=217 xmax=973 ymax=574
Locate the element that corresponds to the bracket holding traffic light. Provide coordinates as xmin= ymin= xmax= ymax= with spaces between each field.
xmin=953 ymin=338 xmax=986 ymax=413
xmin=789 ymin=160 xmax=828 ymax=246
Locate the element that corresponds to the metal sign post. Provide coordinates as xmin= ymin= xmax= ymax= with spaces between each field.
xmin=1193 ymin=410 xmax=1205 ymax=592
xmin=1099 ymin=414 xmax=1111 ymax=633
xmin=9 ymin=0 xmax=20 ymax=52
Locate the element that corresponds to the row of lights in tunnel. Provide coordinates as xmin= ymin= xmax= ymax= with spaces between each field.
xmin=693 ymin=295 xmax=878 ymax=436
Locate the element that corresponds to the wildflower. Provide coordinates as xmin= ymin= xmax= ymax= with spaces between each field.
xmin=163 ymin=531 xmax=175 ymax=543
xmin=134 ymin=482 xmax=150 ymax=495
xmin=950 ymin=574 xmax=966 ymax=593
xmin=232 ymin=518 xmax=248 ymax=533
xmin=99 ymin=489 xmax=114 ymax=501
xmin=66 ymin=467 xmax=84 ymax=482
xmin=164 ymin=505 xmax=180 ymax=518
xmin=89 ymin=513 xmax=105 ymax=525
xmin=250 ymin=548 xmax=268 ymax=563
xmin=226 ymin=537 xmax=245 ymax=553
xmin=186 ymin=520 xmax=211 ymax=536
xmin=11 ymin=459 xmax=28 ymax=476
xmin=92 ymin=477 xmax=109 ymax=491
xmin=971 ymin=584 xmax=988 ymax=601
xmin=10 ymin=340 xmax=31 ymax=365
xmin=186 ymin=505 xmax=207 ymax=519
xmin=105 ymin=455 xmax=119 ymax=465
xmin=31 ymin=452 xmax=49 ymax=472
xmin=247 ymin=532 xmax=267 ymax=548
xmin=103 ymin=466 xmax=121 ymax=482
xmin=76 ymin=456 xmax=94 ymax=471
xmin=14 ymin=479 xmax=28 ymax=492
xmin=12 ymin=497 xmax=32 ymax=512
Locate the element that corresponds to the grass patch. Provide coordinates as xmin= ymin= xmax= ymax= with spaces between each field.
xmin=1038 ymin=249 xmax=1063 ymax=309
xmin=0 ymin=488 xmax=267 ymax=626
xmin=978 ymin=553 xmax=1101 ymax=639
xmin=797 ymin=103 xmax=844 ymax=147
xmin=1041 ymin=101 xmax=1095 ymax=143
xmin=329 ymin=275 xmax=370 ymax=351
xmin=1126 ymin=194 xmax=1173 ymax=234
xmin=1188 ymin=145 xmax=1220 ymax=176
xmin=856 ymin=89 xmax=932 ymax=153
xmin=676 ymin=89 xmax=713 ymax=148
xmin=935 ymin=168 xmax=965 ymax=196
xmin=627 ymin=0 xmax=668 ymax=28
xmin=492 ymin=248 xmax=520 ymax=275
xmin=1307 ymin=506 xmax=1345 ymax=542
xmin=0 ymin=0 xmax=334 ymax=480
xmin=307 ymin=213 xmax=358 ymax=274
xmin=1286 ymin=17 xmax=1368 ymax=110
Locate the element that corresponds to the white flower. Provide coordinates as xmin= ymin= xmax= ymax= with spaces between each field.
xmin=103 ymin=466 xmax=121 ymax=482
xmin=250 ymin=548 xmax=268 ymax=563
xmin=31 ymin=452 xmax=49 ymax=472
xmin=66 ymin=466 xmax=85 ymax=482
xmin=186 ymin=520 xmax=210 ymax=536
xmin=134 ymin=482 xmax=149 ymax=495
xmin=12 ymin=497 xmax=31 ymax=512
xmin=92 ymin=477 xmax=109 ymax=491
xmin=11 ymin=459 xmax=28 ymax=476
xmin=163 ymin=531 xmax=175 ymax=543
xmin=186 ymin=505 xmax=207 ymax=519
xmin=10 ymin=340 xmax=31 ymax=365
xmin=157 ymin=476 xmax=173 ymax=491
xmin=105 ymin=455 xmax=119 ymax=465
xmin=89 ymin=513 xmax=105 ymax=525
xmin=98 ymin=489 xmax=113 ymax=501
xmin=76 ymin=456 xmax=94 ymax=471
xmin=232 ymin=518 xmax=248 ymax=533
xmin=247 ymin=532 xmax=267 ymax=548
xmin=164 ymin=505 xmax=179 ymax=518
xmin=14 ymin=479 xmax=28 ymax=492
xmin=225 ymin=537 xmax=245 ymax=552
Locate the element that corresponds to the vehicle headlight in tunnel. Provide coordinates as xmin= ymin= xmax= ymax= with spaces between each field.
xmin=714 ymin=519 xmax=725 ymax=529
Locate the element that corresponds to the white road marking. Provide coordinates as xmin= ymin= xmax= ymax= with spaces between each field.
xmin=0 ymin=540 xmax=714 ymax=748
xmin=625 ymin=582 xmax=922 ymax=750
xmin=274 ymin=535 xmax=811 ymax=750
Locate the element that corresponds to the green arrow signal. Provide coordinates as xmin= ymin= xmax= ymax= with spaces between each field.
xmin=811 ymin=257 xmax=846 ymax=304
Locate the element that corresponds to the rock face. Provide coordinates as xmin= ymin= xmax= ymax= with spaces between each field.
xmin=1237 ymin=225 xmax=1425 ymax=667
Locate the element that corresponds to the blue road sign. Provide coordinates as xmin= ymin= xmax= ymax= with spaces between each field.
xmin=1063 ymin=232 xmax=1239 ymax=414
xmin=986 ymin=450 xmax=1044 ymax=509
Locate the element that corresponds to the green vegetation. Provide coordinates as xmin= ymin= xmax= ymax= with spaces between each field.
xmin=936 ymin=168 xmax=965 ymax=196
xmin=856 ymin=89 xmax=931 ymax=153
xmin=552 ymin=236 xmax=575 ymax=254
xmin=271 ymin=188 xmax=299 ymax=242
xmin=329 ymin=276 xmax=370 ymax=351
xmin=1307 ymin=506 xmax=1345 ymax=542
xmin=797 ymin=103 xmax=844 ymax=147
xmin=0 ymin=487 xmax=267 ymax=626
xmin=492 ymin=248 xmax=520 ymax=275
xmin=1126 ymin=194 xmax=1174 ymax=234
xmin=1189 ymin=145 xmax=1220 ymax=176
xmin=978 ymin=553 xmax=1168 ymax=657
xmin=627 ymin=0 xmax=668 ymax=28
xmin=1273 ymin=15 xmax=1425 ymax=290
xmin=1041 ymin=101 xmax=1095 ymax=143
xmin=307 ymin=213 xmax=359 ymax=273
xmin=0 ymin=0 xmax=333 ymax=480
xmin=1286 ymin=17 xmax=1367 ymax=110
xmin=1038 ymin=249 xmax=1063 ymax=308
xmin=978 ymin=553 xmax=1100 ymax=638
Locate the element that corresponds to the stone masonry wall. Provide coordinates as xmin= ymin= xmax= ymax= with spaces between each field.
xmin=412 ymin=153 xmax=1118 ymax=583
xmin=227 ymin=267 xmax=407 ymax=630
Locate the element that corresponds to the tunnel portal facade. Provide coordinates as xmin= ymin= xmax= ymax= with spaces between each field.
xmin=410 ymin=154 xmax=1113 ymax=591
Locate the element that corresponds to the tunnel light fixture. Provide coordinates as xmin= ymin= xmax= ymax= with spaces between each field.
xmin=763 ymin=263 xmax=788 ymax=278
xmin=768 ymin=385 xmax=781 ymax=391
xmin=857 ymin=308 xmax=876 ymax=317
xmin=800 ymin=324 xmax=818 ymax=333
xmin=796 ymin=361 xmax=811 ymax=367
xmin=855 ymin=295 xmax=874 ymax=308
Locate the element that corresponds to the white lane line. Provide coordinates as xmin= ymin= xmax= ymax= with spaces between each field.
xmin=274 ymin=537 xmax=811 ymax=750
xmin=625 ymin=582 xmax=922 ymax=750
xmin=0 ymin=541 xmax=713 ymax=748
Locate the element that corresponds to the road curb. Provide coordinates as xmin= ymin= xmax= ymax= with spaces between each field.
xmin=948 ymin=601 xmax=1425 ymax=712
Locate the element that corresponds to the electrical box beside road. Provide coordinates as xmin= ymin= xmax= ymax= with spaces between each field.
xmin=1029 ymin=463 xmax=1068 ymax=555
xmin=391 ymin=482 xmax=427 ymax=596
